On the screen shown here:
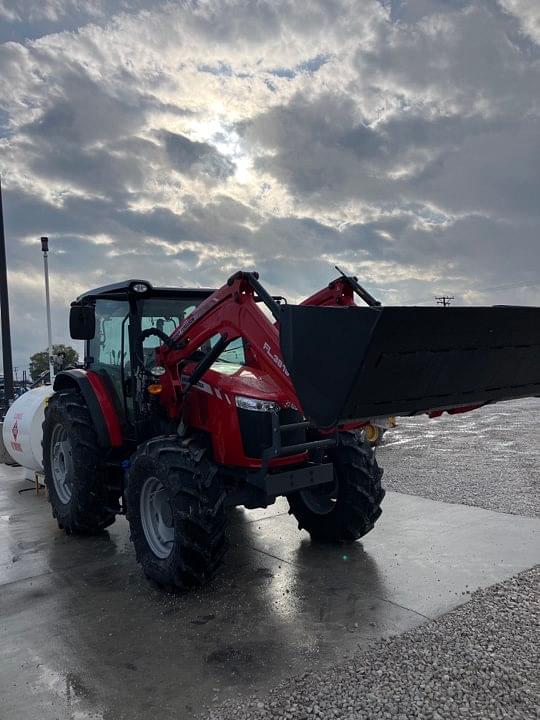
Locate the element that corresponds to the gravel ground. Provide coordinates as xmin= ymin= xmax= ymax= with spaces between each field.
xmin=206 ymin=566 xmax=540 ymax=720
xmin=377 ymin=397 xmax=540 ymax=518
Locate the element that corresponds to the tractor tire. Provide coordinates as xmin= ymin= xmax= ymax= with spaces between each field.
xmin=42 ymin=391 xmax=121 ymax=534
xmin=126 ymin=437 xmax=227 ymax=592
xmin=287 ymin=430 xmax=384 ymax=543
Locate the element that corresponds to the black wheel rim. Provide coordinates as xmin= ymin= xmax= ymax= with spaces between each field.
xmin=299 ymin=471 xmax=339 ymax=515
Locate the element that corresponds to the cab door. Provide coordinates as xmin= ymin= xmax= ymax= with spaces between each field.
xmin=88 ymin=298 xmax=133 ymax=424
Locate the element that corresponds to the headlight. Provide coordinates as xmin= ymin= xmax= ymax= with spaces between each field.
xmin=235 ymin=395 xmax=279 ymax=413
xmin=150 ymin=365 xmax=166 ymax=377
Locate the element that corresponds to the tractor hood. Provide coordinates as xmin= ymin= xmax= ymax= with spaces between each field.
xmin=279 ymin=304 xmax=540 ymax=429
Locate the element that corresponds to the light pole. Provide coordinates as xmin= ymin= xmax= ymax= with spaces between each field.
xmin=0 ymin=176 xmax=14 ymax=405
xmin=41 ymin=236 xmax=55 ymax=383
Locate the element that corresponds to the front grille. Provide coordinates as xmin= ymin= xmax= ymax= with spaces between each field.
xmin=238 ymin=407 xmax=305 ymax=459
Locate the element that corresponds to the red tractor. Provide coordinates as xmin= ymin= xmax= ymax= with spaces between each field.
xmin=43 ymin=270 xmax=539 ymax=591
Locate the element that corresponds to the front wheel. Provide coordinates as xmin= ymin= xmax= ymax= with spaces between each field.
xmin=127 ymin=437 xmax=227 ymax=591
xmin=287 ymin=431 xmax=384 ymax=543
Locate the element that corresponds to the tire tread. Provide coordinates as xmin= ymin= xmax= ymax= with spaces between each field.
xmin=127 ymin=436 xmax=227 ymax=592
xmin=287 ymin=430 xmax=385 ymax=543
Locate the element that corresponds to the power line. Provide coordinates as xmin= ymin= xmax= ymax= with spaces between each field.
xmin=435 ymin=295 xmax=454 ymax=307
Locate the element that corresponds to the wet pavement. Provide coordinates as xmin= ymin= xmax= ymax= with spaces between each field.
xmin=0 ymin=458 xmax=538 ymax=720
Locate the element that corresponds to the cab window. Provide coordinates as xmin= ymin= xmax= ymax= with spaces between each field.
xmin=139 ymin=298 xmax=198 ymax=366
xmin=215 ymin=336 xmax=245 ymax=366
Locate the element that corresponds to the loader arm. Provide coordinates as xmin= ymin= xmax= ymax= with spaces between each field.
xmin=298 ymin=272 xmax=380 ymax=308
xmin=156 ymin=272 xmax=301 ymax=420
xmin=299 ymin=277 xmax=356 ymax=307
xmin=162 ymin=270 xmax=376 ymax=408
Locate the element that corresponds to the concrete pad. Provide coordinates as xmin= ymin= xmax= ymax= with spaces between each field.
xmin=0 ymin=464 xmax=538 ymax=720
xmin=243 ymin=493 xmax=540 ymax=617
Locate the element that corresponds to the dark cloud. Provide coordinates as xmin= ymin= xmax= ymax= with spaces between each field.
xmin=358 ymin=4 xmax=540 ymax=112
xmin=14 ymin=55 xmax=183 ymax=145
xmin=160 ymin=131 xmax=236 ymax=182
xmin=242 ymin=93 xmax=386 ymax=197
xmin=411 ymin=121 xmax=540 ymax=219
xmin=20 ymin=82 xmax=143 ymax=145
xmin=244 ymin=89 xmax=540 ymax=219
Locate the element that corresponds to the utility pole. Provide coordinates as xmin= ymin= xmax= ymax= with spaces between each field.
xmin=41 ymin=236 xmax=55 ymax=383
xmin=0 ymin=175 xmax=14 ymax=405
xmin=435 ymin=295 xmax=454 ymax=307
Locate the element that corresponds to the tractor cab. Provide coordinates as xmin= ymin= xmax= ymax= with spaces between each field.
xmin=70 ymin=280 xmax=216 ymax=436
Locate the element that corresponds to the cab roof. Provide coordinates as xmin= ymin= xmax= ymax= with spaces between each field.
xmin=76 ymin=279 xmax=216 ymax=303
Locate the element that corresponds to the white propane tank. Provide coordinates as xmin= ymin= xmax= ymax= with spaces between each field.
xmin=2 ymin=386 xmax=55 ymax=471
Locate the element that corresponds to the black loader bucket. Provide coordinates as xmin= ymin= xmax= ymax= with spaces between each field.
xmin=279 ymin=305 xmax=540 ymax=429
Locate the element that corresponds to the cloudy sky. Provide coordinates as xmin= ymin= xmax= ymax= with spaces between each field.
xmin=0 ymin=0 xmax=539 ymax=372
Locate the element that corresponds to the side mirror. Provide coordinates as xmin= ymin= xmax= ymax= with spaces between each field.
xmin=70 ymin=304 xmax=95 ymax=340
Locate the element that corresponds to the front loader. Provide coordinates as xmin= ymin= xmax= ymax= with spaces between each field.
xmin=42 ymin=271 xmax=540 ymax=591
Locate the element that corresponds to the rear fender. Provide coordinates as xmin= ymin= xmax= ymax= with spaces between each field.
xmin=53 ymin=369 xmax=123 ymax=448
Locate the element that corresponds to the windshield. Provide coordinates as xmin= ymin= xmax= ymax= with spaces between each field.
xmin=140 ymin=298 xmax=246 ymax=369
xmin=139 ymin=298 xmax=198 ymax=346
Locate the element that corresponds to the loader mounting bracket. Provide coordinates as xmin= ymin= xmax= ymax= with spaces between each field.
xmin=244 ymin=411 xmax=337 ymax=499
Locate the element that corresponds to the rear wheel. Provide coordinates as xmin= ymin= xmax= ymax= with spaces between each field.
xmin=287 ymin=431 xmax=384 ymax=543
xmin=127 ymin=437 xmax=227 ymax=591
xmin=42 ymin=391 xmax=121 ymax=534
